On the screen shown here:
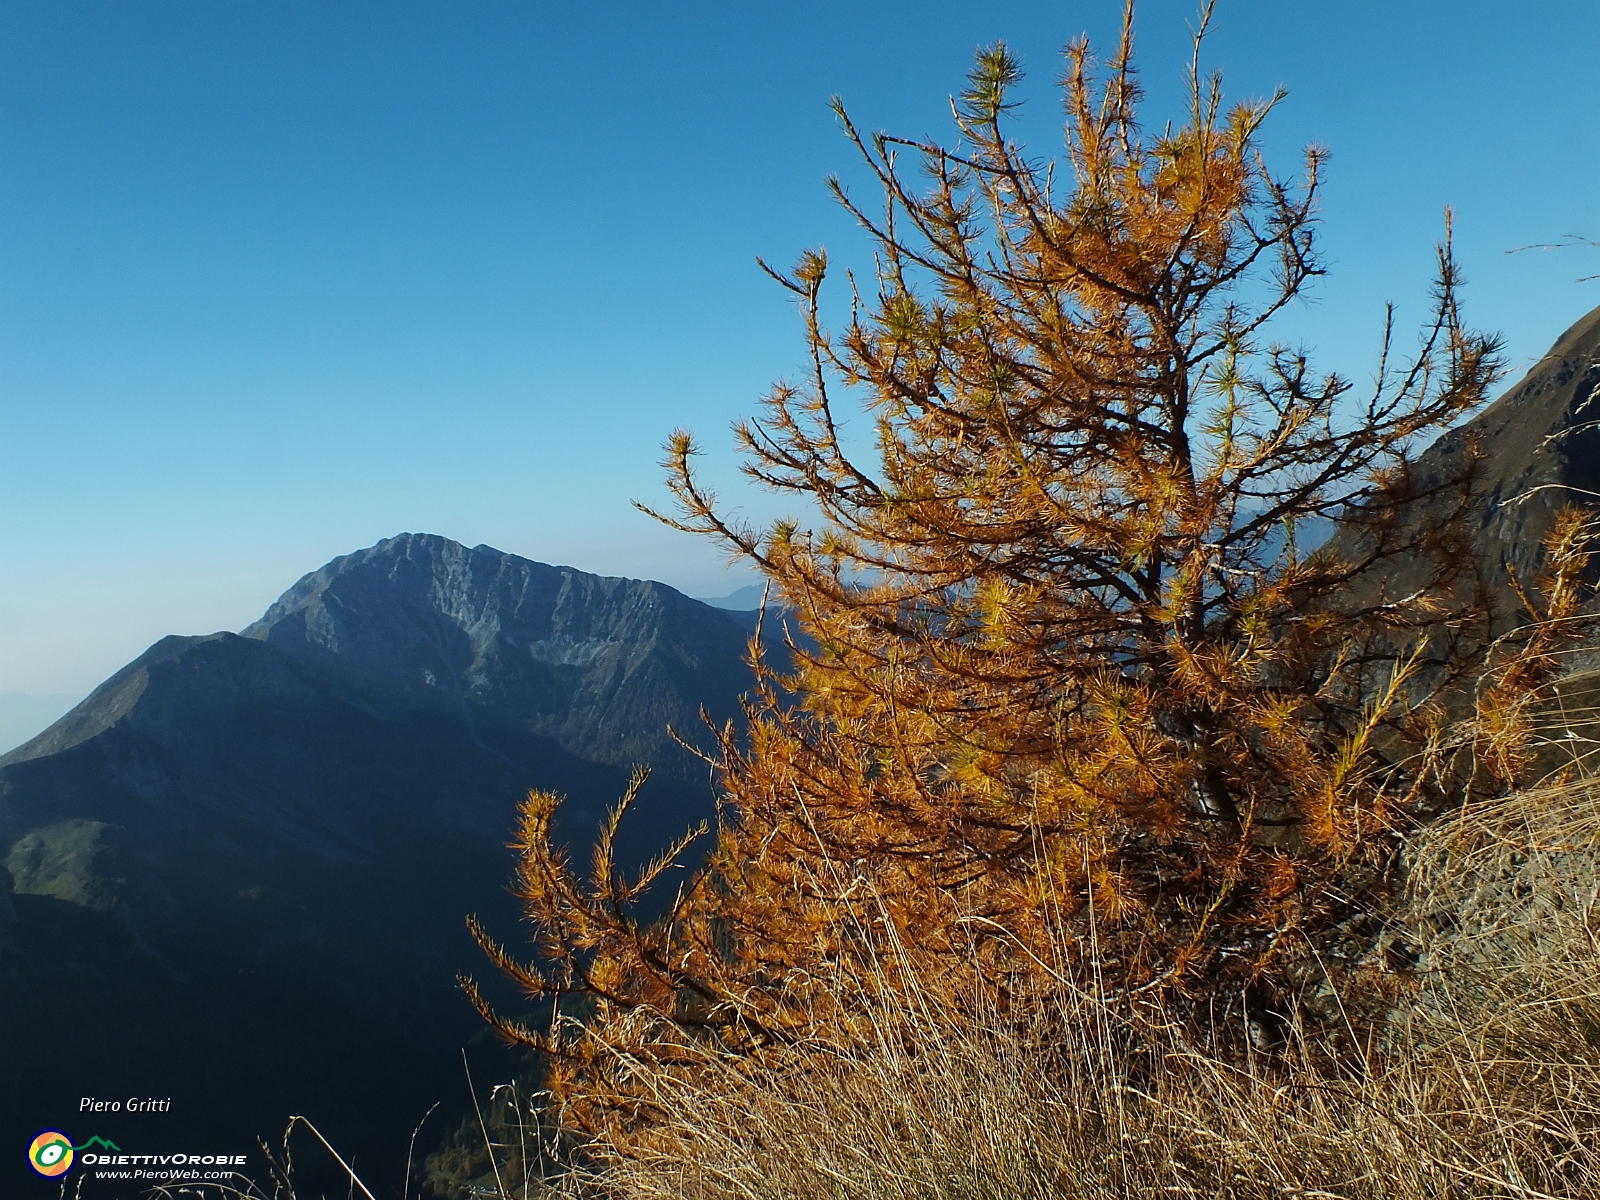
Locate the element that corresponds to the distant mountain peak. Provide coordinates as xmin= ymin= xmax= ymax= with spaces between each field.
xmin=6 ymin=534 xmax=758 ymax=779
xmin=0 ymin=534 xmax=753 ymax=1184
xmin=240 ymin=534 xmax=752 ymax=773
xmin=696 ymin=582 xmax=769 ymax=611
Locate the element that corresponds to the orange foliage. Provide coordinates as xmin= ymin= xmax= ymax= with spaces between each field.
xmin=462 ymin=2 xmax=1593 ymax=1141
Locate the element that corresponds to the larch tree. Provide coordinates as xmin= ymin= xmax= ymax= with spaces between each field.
xmin=464 ymin=1 xmax=1593 ymax=1139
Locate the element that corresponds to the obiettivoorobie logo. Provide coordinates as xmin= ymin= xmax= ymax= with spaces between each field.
xmin=27 ymin=1131 xmax=120 ymax=1178
xmin=26 ymin=1129 xmax=248 ymax=1182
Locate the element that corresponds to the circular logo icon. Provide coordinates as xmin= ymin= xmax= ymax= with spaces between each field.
xmin=28 ymin=1131 xmax=74 ymax=1178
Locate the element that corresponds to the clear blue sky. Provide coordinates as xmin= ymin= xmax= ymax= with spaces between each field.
xmin=2 ymin=0 xmax=1598 ymax=701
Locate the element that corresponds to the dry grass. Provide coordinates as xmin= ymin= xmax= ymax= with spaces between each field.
xmin=159 ymin=749 xmax=1600 ymax=1200
xmin=463 ymin=771 xmax=1600 ymax=1200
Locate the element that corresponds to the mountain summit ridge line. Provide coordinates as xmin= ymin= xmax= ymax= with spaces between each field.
xmin=6 ymin=531 xmax=757 ymax=779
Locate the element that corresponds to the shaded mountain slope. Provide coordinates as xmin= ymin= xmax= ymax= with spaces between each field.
xmin=0 ymin=535 xmax=756 ymax=1196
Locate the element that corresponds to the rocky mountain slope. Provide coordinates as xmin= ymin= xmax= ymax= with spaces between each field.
xmin=1435 ymin=303 xmax=1600 ymax=595
xmin=1328 ymin=302 xmax=1600 ymax=625
xmin=0 ymin=534 xmax=759 ymax=1195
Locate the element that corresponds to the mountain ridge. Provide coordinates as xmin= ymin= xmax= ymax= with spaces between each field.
xmin=6 ymin=532 xmax=756 ymax=780
xmin=0 ymin=533 xmax=758 ymax=1195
